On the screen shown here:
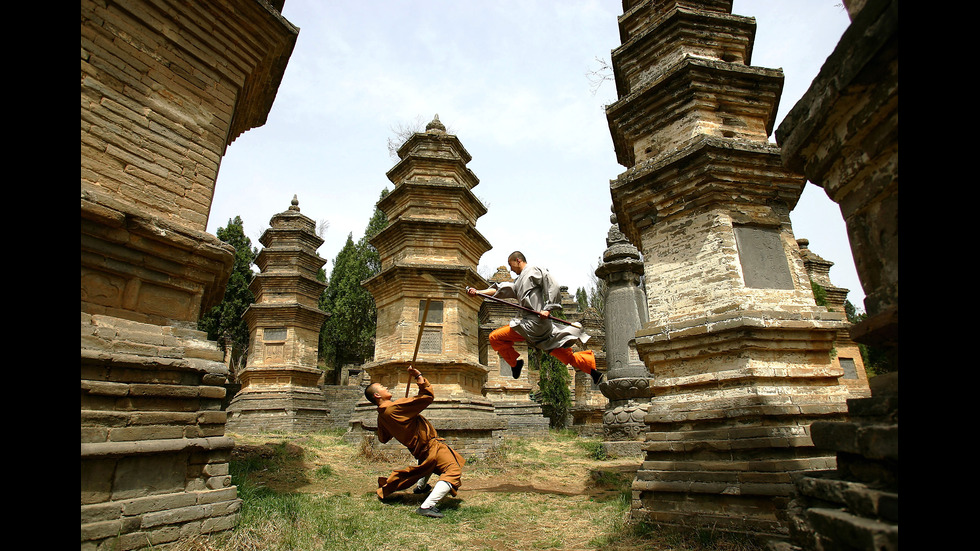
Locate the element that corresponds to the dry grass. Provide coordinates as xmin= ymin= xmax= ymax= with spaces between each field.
xmin=168 ymin=430 xmax=765 ymax=551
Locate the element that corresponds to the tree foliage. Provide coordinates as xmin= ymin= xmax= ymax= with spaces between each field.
xmin=317 ymin=189 xmax=389 ymax=383
xmin=199 ymin=216 xmax=257 ymax=372
xmin=844 ymin=299 xmax=896 ymax=377
xmin=318 ymin=234 xmax=377 ymax=381
xmin=532 ymin=347 xmax=572 ymax=429
xmin=810 ymin=278 xmax=829 ymax=308
xmin=575 ymin=287 xmax=589 ymax=311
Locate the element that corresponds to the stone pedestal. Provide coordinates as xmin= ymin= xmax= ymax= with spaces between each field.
xmin=81 ymin=0 xmax=297 ymax=546
xmin=226 ymin=197 xmax=331 ymax=433
xmin=775 ymin=0 xmax=898 ymax=547
xmin=351 ymin=116 xmax=505 ymax=457
xmin=605 ymin=0 xmax=850 ymax=536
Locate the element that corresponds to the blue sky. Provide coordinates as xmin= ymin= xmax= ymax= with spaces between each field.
xmin=208 ymin=1 xmax=865 ymax=311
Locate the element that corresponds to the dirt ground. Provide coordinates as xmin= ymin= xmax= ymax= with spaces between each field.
xmin=230 ymin=433 xmax=640 ymax=503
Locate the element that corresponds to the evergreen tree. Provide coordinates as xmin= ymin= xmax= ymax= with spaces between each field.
xmin=359 ymin=187 xmax=390 ymax=272
xmin=199 ymin=216 xmax=257 ymax=372
xmin=575 ymin=287 xmax=589 ymax=311
xmin=318 ymin=189 xmax=389 ymax=383
xmin=532 ymin=348 xmax=572 ymax=429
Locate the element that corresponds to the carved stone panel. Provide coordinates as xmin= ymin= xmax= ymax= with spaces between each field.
xmin=734 ymin=225 xmax=794 ymax=290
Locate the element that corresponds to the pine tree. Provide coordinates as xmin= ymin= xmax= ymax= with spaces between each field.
xmin=575 ymin=287 xmax=589 ymax=311
xmin=317 ymin=188 xmax=389 ymax=383
xmin=533 ymin=348 xmax=572 ymax=429
xmin=199 ymin=216 xmax=257 ymax=372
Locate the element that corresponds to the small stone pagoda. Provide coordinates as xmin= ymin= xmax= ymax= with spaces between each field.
xmin=226 ymin=196 xmax=330 ymax=433
xmin=350 ymin=115 xmax=505 ymax=457
xmin=797 ymin=238 xmax=871 ymax=399
xmin=605 ymin=0 xmax=851 ymax=536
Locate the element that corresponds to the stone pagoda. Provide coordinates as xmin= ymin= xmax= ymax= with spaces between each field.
xmin=564 ymin=288 xmax=607 ymax=432
xmin=797 ymin=238 xmax=871 ymax=399
xmin=350 ymin=115 xmax=505 ymax=457
xmin=595 ymin=208 xmax=652 ymax=457
xmin=226 ymin=196 xmax=330 ymax=433
xmin=81 ymin=0 xmax=297 ymax=547
xmin=776 ymin=0 xmax=898 ymax=547
xmin=605 ymin=0 xmax=851 ymax=536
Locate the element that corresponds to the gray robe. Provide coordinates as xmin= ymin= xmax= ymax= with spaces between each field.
xmin=491 ymin=265 xmax=591 ymax=351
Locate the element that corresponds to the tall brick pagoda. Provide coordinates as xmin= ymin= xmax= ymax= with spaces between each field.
xmin=226 ymin=196 xmax=331 ymax=433
xmin=81 ymin=0 xmax=297 ymax=547
xmin=604 ymin=0 xmax=851 ymax=536
xmin=350 ymin=115 xmax=505 ymax=457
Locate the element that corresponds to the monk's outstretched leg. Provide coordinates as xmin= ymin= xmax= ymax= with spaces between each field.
xmin=549 ymin=348 xmax=601 ymax=383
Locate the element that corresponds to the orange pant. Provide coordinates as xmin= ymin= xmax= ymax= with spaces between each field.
xmin=488 ymin=325 xmax=596 ymax=374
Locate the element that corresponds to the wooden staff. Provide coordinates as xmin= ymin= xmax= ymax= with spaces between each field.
xmin=467 ymin=288 xmax=583 ymax=328
xmin=406 ymin=298 xmax=432 ymax=398
xmin=419 ymin=273 xmax=582 ymax=328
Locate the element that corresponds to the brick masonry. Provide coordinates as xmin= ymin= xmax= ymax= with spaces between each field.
xmin=81 ymin=0 xmax=298 ymax=548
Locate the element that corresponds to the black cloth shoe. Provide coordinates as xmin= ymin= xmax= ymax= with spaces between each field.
xmin=416 ymin=506 xmax=444 ymax=518
xmin=413 ymin=483 xmax=432 ymax=494
xmin=590 ymin=369 xmax=603 ymax=385
xmin=512 ymin=359 xmax=524 ymax=379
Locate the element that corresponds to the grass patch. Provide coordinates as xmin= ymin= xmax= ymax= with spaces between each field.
xmin=168 ymin=431 xmax=766 ymax=551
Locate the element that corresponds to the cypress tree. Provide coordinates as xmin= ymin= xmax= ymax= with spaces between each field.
xmin=199 ymin=216 xmax=257 ymax=370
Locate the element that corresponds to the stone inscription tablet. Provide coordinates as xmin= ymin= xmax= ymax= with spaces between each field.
xmin=419 ymin=300 xmax=444 ymax=324
xmin=264 ymin=327 xmax=287 ymax=341
xmin=734 ymin=226 xmax=794 ymax=290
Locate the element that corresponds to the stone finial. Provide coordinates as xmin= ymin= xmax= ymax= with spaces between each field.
xmin=426 ymin=114 xmax=446 ymax=134
xmin=289 ymin=194 xmax=300 ymax=211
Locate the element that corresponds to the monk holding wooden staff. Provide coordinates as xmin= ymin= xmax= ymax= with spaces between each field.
xmin=366 ymin=366 xmax=465 ymax=518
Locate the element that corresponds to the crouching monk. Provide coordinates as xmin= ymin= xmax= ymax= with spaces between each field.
xmin=366 ymin=366 xmax=465 ymax=518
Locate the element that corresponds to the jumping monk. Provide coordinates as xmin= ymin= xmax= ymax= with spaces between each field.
xmin=467 ymin=251 xmax=601 ymax=384
xmin=366 ymin=366 xmax=465 ymax=518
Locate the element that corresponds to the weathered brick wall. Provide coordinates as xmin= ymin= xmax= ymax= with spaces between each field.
xmin=322 ymin=386 xmax=365 ymax=429
xmin=81 ymin=314 xmax=239 ymax=548
xmin=81 ymin=0 xmax=297 ymax=233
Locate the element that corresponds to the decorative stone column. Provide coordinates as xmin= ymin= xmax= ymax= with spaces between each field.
xmin=81 ymin=0 xmax=297 ymax=547
xmin=350 ymin=115 xmax=505 ymax=457
xmin=595 ymin=209 xmax=651 ymax=457
xmin=605 ymin=0 xmax=851 ymax=536
xmin=775 ymin=0 xmax=898 ymax=547
xmin=226 ymin=196 xmax=331 ymax=433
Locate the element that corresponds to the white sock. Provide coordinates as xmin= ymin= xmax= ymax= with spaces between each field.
xmin=416 ymin=474 xmax=431 ymax=490
xmin=421 ymin=480 xmax=452 ymax=509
